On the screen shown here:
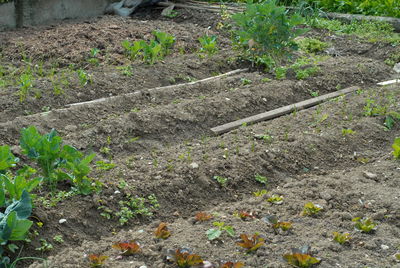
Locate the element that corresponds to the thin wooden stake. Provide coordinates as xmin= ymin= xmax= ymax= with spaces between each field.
xmin=211 ymin=86 xmax=359 ymax=135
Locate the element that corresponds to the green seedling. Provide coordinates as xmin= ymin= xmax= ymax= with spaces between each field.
xmin=206 ymin=221 xmax=235 ymax=240
xmin=18 ymin=73 xmax=33 ymax=102
xmin=35 ymin=239 xmax=53 ymax=252
xmin=198 ymin=35 xmax=218 ymax=56
xmin=283 ymin=246 xmax=321 ymax=268
xmin=53 ymin=235 xmax=64 ymax=244
xmin=95 ymin=161 xmax=116 ymax=171
xmin=213 ymin=176 xmax=229 ymax=187
xmin=393 ymin=137 xmax=400 ymax=159
xmin=267 ymin=195 xmax=283 ymax=205
xmin=253 ymin=189 xmax=268 ymax=197
xmin=302 ymin=202 xmax=322 ymax=216
xmin=240 ymin=78 xmax=252 ymax=85
xmin=352 ymin=217 xmax=377 ymax=233
xmin=342 ymin=128 xmax=356 ymax=136
xmin=295 ymin=66 xmax=320 ymax=80
xmin=274 ymin=67 xmax=287 ymax=79
xmin=122 ymin=40 xmax=144 ymax=60
xmin=142 ymin=40 xmax=163 ymax=65
xmin=153 ymin=30 xmax=176 ymax=56
xmin=263 ymin=215 xmax=292 ymax=232
xmin=297 ymin=38 xmax=328 ymax=53
xmin=76 ymin=69 xmax=91 ymax=87
xmin=0 ymin=145 xmax=19 ymax=174
xmin=236 ymin=233 xmax=265 ymax=253
xmin=254 ymin=174 xmax=268 ymax=185
xmin=332 ymin=232 xmax=351 ymax=244
xmin=117 ymin=65 xmax=133 ymax=77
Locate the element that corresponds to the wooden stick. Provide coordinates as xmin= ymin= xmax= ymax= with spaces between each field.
xmin=377 ymin=79 xmax=400 ymax=86
xmin=67 ymin=68 xmax=248 ymax=107
xmin=211 ymin=86 xmax=359 ymax=135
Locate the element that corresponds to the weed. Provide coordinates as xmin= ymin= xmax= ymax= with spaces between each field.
xmin=206 ymin=221 xmax=235 ymax=240
xmin=261 ymin=77 xmax=271 ymax=83
xmin=154 ymin=222 xmax=171 ymax=239
xmin=53 ymin=235 xmax=64 ymax=244
xmin=213 ymin=176 xmax=229 ymax=187
xmin=302 ymin=202 xmax=322 ymax=216
xmin=342 ymin=128 xmax=356 ymax=136
xmin=254 ymin=174 xmax=268 ymax=185
xmin=332 ymin=232 xmax=351 ymax=245
xmin=297 ymin=38 xmax=328 ymax=53
xmin=352 ymin=217 xmax=377 ymax=233
xmin=112 ymin=241 xmax=141 ymax=256
xmin=253 ymin=189 xmax=268 ymax=197
xmin=76 ymin=69 xmax=91 ymax=87
xmin=18 ymin=73 xmax=33 ymax=102
xmin=236 ymin=233 xmax=265 ymax=253
xmin=117 ymin=65 xmax=133 ymax=77
xmin=198 ymin=35 xmax=218 ymax=56
xmin=35 ymin=239 xmax=53 ymax=252
xmin=116 ymin=194 xmax=159 ymax=225
xmin=95 ymin=161 xmax=116 ymax=171
xmin=274 ymin=67 xmax=287 ymax=79
xmin=240 ymin=77 xmax=252 ymax=85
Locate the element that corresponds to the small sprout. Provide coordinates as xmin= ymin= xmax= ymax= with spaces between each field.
xmin=219 ymin=261 xmax=245 ymax=268
xmin=302 ymin=202 xmax=322 ymax=216
xmin=88 ymin=254 xmax=108 ymax=267
xmin=342 ymin=128 xmax=355 ymax=136
xmin=240 ymin=78 xmax=252 ymax=85
xmin=195 ymin=212 xmax=213 ymax=222
xmin=206 ymin=222 xmax=235 ymax=240
xmin=171 ymin=248 xmax=204 ymax=268
xmin=254 ymin=174 xmax=268 ymax=185
xmin=283 ymin=246 xmax=321 ymax=268
xmin=352 ymin=217 xmax=377 ymax=233
xmin=213 ymin=176 xmax=229 ymax=187
xmin=263 ymin=215 xmax=292 ymax=232
xmin=253 ymin=189 xmax=268 ymax=197
xmin=267 ymin=195 xmax=283 ymax=205
xmin=235 ymin=211 xmax=256 ymax=220
xmin=112 ymin=241 xmax=141 ymax=256
xmin=53 ymin=235 xmax=64 ymax=243
xmin=155 ymin=222 xmax=171 ymax=239
xmin=236 ymin=233 xmax=265 ymax=253
xmin=395 ymin=253 xmax=400 ymax=261
xmin=393 ymin=137 xmax=400 ymax=159
xmin=332 ymin=232 xmax=351 ymax=244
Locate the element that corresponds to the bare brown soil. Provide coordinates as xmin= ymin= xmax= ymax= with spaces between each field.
xmin=0 ymin=7 xmax=399 ymax=268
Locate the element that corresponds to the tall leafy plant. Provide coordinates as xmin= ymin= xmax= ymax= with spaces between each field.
xmin=232 ymin=0 xmax=306 ymax=69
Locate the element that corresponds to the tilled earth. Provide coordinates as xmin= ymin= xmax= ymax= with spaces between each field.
xmin=0 ymin=6 xmax=399 ymax=268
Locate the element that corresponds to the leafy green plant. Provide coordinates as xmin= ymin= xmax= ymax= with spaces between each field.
xmin=302 ymin=202 xmax=322 ymax=216
xmin=253 ymin=189 xmax=268 ymax=197
xmin=0 ymin=146 xmax=19 ymax=174
xmin=35 ymin=239 xmax=53 ymax=252
xmin=18 ymin=73 xmax=33 ymax=102
xmin=342 ymin=128 xmax=355 ymax=136
xmin=142 ymin=40 xmax=163 ymax=64
xmin=117 ymin=65 xmax=133 ymax=77
xmin=236 ymin=233 xmax=265 ymax=253
xmin=254 ymin=174 xmax=268 ymax=185
xmin=263 ymin=215 xmax=292 ymax=232
xmin=198 ymin=35 xmax=218 ymax=56
xmin=267 ymin=195 xmax=283 ymax=204
xmin=122 ymin=40 xmax=144 ymax=60
xmin=283 ymin=246 xmax=321 ymax=268
xmin=352 ymin=217 xmax=377 ymax=233
xmin=232 ymin=0 xmax=306 ymax=69
xmin=213 ymin=176 xmax=229 ymax=187
xmin=115 ymin=194 xmax=159 ymax=225
xmin=240 ymin=77 xmax=252 ymax=85
xmin=297 ymin=38 xmax=328 ymax=54
xmin=332 ymin=232 xmax=351 ymax=245
xmin=206 ymin=221 xmax=235 ymax=240
xmin=393 ymin=137 xmax=400 ymax=159
xmin=112 ymin=241 xmax=141 ymax=256
xmin=275 ymin=67 xmax=287 ymax=79
xmin=76 ymin=69 xmax=91 ymax=87
xmin=153 ymin=30 xmax=176 ymax=56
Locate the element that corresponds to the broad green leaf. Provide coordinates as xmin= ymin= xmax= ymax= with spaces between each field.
xmin=206 ymin=228 xmax=222 ymax=240
xmin=9 ymin=219 xmax=32 ymax=241
xmin=393 ymin=137 xmax=400 ymax=159
xmin=4 ymin=191 xmax=32 ymax=219
xmin=0 ymin=146 xmax=19 ymax=172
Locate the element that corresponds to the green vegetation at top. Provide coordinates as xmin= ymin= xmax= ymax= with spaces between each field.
xmin=0 ymin=0 xmax=12 ymax=3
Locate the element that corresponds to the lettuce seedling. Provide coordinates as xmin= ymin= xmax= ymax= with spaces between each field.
xmin=393 ymin=137 xmax=400 ymax=159
xmin=112 ymin=241 xmax=141 ymax=256
xmin=234 ymin=211 xmax=256 ymax=220
xmin=267 ymin=195 xmax=283 ymax=205
xmin=198 ymin=35 xmax=218 ymax=56
xmin=352 ymin=217 xmax=377 ymax=233
xmin=195 ymin=212 xmax=213 ymax=222
xmin=0 ymin=146 xmax=19 ymax=174
xmin=254 ymin=174 xmax=268 ymax=185
xmin=236 ymin=233 xmax=265 ymax=253
xmin=88 ymin=254 xmax=108 ymax=267
xmin=302 ymin=202 xmax=322 ymax=216
xmin=155 ymin=222 xmax=171 ymax=239
xmin=219 ymin=261 xmax=244 ymax=268
xmin=171 ymin=248 xmax=203 ymax=268
xmin=332 ymin=232 xmax=351 ymax=244
xmin=263 ymin=215 xmax=292 ymax=232
xmin=283 ymin=246 xmax=321 ymax=268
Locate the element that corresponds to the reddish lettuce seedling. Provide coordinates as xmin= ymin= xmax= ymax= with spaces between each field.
xmin=283 ymin=246 xmax=321 ymax=268
xmin=195 ymin=212 xmax=213 ymax=222
xmin=155 ymin=222 xmax=171 ymax=239
xmin=88 ymin=254 xmax=108 ymax=267
xmin=112 ymin=241 xmax=141 ymax=255
xmin=236 ymin=233 xmax=265 ymax=253
xmin=219 ymin=261 xmax=245 ymax=268
xmin=173 ymin=248 xmax=204 ymax=268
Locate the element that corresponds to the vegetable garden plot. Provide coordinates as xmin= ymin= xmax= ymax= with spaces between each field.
xmin=0 ymin=5 xmax=399 ymax=268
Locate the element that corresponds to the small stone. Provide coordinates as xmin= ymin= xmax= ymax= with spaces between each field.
xmin=320 ymin=191 xmax=332 ymax=201
xmin=190 ymin=162 xmax=199 ymax=169
xmin=64 ymin=125 xmax=77 ymax=132
xmin=139 ymin=266 xmax=148 ymax=268
xmin=381 ymin=244 xmax=390 ymax=250
xmin=363 ymin=171 xmax=378 ymax=180
xmin=114 ymin=190 xmax=121 ymax=194
xmin=393 ymin=63 xmax=400 ymax=73
xmin=59 ymin=219 xmax=67 ymax=224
